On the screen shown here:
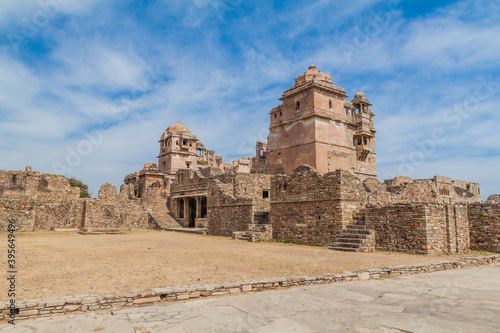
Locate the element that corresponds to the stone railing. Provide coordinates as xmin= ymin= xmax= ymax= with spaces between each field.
xmin=1 ymin=255 xmax=499 ymax=322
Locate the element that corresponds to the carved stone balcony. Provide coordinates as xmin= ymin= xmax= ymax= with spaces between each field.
xmin=356 ymin=144 xmax=372 ymax=161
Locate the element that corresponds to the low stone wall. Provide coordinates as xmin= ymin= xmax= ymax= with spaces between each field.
xmin=0 ymin=197 xmax=83 ymax=231
xmin=2 ymin=255 xmax=498 ymax=322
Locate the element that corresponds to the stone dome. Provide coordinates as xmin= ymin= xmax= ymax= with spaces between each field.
xmin=294 ymin=65 xmax=333 ymax=87
xmin=166 ymin=121 xmax=191 ymax=134
xmin=352 ymin=90 xmax=371 ymax=105
xmin=143 ymin=163 xmax=158 ymax=170
xmin=354 ymin=91 xmax=365 ymax=98
xmin=160 ymin=121 xmax=191 ymax=140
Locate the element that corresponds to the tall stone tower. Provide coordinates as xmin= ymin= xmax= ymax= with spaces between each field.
xmin=266 ymin=65 xmax=376 ymax=180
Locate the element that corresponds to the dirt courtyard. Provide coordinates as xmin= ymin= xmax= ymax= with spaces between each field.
xmin=0 ymin=230 xmax=488 ymax=301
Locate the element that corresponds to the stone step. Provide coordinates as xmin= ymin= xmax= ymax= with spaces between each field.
xmin=328 ymin=246 xmax=360 ymax=252
xmin=343 ymin=229 xmax=371 ymax=236
xmin=347 ymin=225 xmax=368 ymax=230
xmin=340 ymin=233 xmax=369 ymax=239
xmin=336 ymin=238 xmax=366 ymax=244
xmin=78 ymin=228 xmax=125 ymax=235
xmin=330 ymin=242 xmax=364 ymax=249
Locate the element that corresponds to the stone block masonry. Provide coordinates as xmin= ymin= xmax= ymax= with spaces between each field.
xmin=365 ymin=203 xmax=470 ymax=255
xmin=0 ymin=168 xmax=165 ymax=232
xmin=207 ymin=173 xmax=271 ymax=237
xmin=1 ymin=255 xmax=498 ymax=322
xmin=469 ymin=197 xmax=500 ymax=253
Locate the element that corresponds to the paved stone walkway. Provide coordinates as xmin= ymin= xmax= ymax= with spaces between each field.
xmin=2 ymin=264 xmax=500 ymax=332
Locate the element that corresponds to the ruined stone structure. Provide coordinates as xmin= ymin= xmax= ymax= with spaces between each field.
xmin=1 ymin=66 xmax=498 ymax=255
xmin=0 ymin=167 xmax=180 ymax=233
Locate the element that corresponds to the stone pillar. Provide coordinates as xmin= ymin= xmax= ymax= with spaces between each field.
xmin=196 ymin=197 xmax=201 ymax=218
xmin=184 ymin=198 xmax=189 ymax=223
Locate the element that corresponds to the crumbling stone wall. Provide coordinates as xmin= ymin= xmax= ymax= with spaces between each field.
xmin=469 ymin=197 xmax=500 ymax=252
xmin=206 ymin=173 xmax=271 ymax=236
xmin=0 ymin=169 xmax=153 ymax=232
xmin=0 ymin=169 xmax=83 ymax=231
xmin=82 ymin=184 xmax=149 ymax=230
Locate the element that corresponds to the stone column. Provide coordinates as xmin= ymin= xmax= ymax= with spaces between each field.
xmin=196 ymin=197 xmax=201 ymax=218
xmin=183 ymin=198 xmax=189 ymax=223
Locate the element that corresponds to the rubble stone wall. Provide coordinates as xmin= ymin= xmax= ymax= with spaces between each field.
xmin=365 ymin=203 xmax=470 ymax=255
xmin=0 ymin=170 xmax=152 ymax=231
xmin=82 ymin=184 xmax=149 ymax=230
xmin=469 ymin=200 xmax=500 ymax=252
xmin=270 ymin=166 xmax=344 ymax=245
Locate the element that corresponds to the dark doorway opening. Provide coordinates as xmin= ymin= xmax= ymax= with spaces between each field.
xmin=189 ymin=198 xmax=197 ymax=228
xmin=201 ymin=197 xmax=207 ymax=218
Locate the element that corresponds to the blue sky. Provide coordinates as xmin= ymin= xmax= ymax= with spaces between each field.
xmin=0 ymin=0 xmax=499 ymax=199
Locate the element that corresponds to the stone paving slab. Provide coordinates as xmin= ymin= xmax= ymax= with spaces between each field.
xmin=1 ymin=263 xmax=499 ymax=332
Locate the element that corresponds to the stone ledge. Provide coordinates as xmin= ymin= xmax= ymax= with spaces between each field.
xmin=1 ymin=254 xmax=499 ymax=322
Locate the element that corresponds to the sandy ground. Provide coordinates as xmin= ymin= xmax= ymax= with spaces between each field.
xmin=0 ymin=230 xmax=491 ymax=301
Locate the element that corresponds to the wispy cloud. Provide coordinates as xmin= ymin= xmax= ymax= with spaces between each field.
xmin=0 ymin=0 xmax=498 ymax=199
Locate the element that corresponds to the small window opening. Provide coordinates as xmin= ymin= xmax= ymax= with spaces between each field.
xmin=295 ymin=101 xmax=300 ymax=111
xmin=283 ymin=184 xmax=287 ymax=191
xmin=262 ymin=190 xmax=269 ymax=199
xmin=329 ymin=100 xmax=332 ymax=109
xmin=364 ymin=139 xmax=368 ymax=145
xmin=274 ymin=113 xmax=277 ymax=119
xmin=280 ymin=111 xmax=282 ymax=117
xmin=345 ymin=108 xmax=348 ymax=115
xmin=183 ymin=140 xmax=187 ymax=145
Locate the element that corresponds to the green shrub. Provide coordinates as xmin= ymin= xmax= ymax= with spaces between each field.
xmin=67 ymin=177 xmax=91 ymax=198
xmin=284 ymin=238 xmax=291 ymax=244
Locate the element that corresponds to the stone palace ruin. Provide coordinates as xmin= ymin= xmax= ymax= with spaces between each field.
xmin=1 ymin=66 xmax=499 ymax=255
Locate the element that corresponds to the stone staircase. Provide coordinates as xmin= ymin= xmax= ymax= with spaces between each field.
xmin=329 ymin=211 xmax=375 ymax=252
xmin=78 ymin=228 xmax=125 ymax=235
xmin=146 ymin=198 xmax=182 ymax=229
xmin=233 ymin=224 xmax=273 ymax=242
